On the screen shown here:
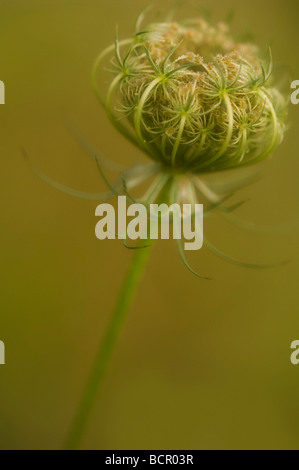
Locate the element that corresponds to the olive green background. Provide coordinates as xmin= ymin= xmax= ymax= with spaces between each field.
xmin=1 ymin=0 xmax=299 ymax=450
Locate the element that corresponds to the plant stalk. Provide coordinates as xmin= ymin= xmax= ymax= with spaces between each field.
xmin=65 ymin=242 xmax=153 ymax=450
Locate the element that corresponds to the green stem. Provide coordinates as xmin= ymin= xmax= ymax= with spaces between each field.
xmin=64 ymin=243 xmax=153 ymax=450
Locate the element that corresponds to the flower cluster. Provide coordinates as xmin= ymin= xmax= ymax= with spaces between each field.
xmin=25 ymin=11 xmax=289 ymax=278
xmin=95 ymin=17 xmax=286 ymax=173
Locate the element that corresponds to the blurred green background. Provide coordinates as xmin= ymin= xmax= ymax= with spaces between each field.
xmin=1 ymin=0 xmax=299 ymax=450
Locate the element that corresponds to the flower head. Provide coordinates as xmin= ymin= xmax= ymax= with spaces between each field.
xmin=23 ymin=10 xmax=289 ymax=280
xmin=25 ymin=11 xmax=287 ymax=279
xmin=94 ymin=14 xmax=287 ymax=173
xmin=85 ymin=11 xmax=290 ymax=276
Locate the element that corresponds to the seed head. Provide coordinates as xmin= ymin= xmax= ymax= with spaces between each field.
xmin=95 ymin=15 xmax=287 ymax=173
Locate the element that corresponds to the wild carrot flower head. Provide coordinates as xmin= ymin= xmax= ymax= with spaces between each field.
xmin=24 ymin=11 xmax=289 ymax=278
xmin=94 ymin=15 xmax=287 ymax=173
xmin=34 ymin=10 xmax=286 ymax=278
